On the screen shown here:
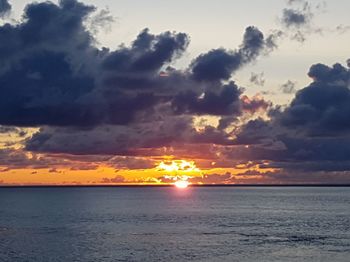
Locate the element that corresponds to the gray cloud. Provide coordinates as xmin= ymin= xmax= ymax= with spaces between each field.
xmin=190 ymin=26 xmax=269 ymax=82
xmin=250 ymin=72 xmax=265 ymax=86
xmin=0 ymin=0 xmax=11 ymax=17
xmin=280 ymin=80 xmax=297 ymax=94
xmin=282 ymin=8 xmax=310 ymax=28
xmin=229 ymin=59 xmax=350 ymax=175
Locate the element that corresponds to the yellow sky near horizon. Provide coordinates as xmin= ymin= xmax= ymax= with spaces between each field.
xmin=0 ymin=158 xmax=275 ymax=185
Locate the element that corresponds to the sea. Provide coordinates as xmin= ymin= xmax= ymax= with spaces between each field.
xmin=0 ymin=186 xmax=349 ymax=262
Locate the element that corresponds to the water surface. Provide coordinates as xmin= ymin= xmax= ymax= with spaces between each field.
xmin=0 ymin=187 xmax=349 ymax=261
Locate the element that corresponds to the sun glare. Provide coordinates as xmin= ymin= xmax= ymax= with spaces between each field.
xmin=156 ymin=160 xmax=200 ymax=187
xmin=174 ymin=180 xmax=189 ymax=189
xmin=156 ymin=160 xmax=200 ymax=172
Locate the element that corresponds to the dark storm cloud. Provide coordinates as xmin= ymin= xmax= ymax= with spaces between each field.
xmin=25 ymin=115 xmax=236 ymax=155
xmin=232 ymin=118 xmax=278 ymax=146
xmin=190 ymin=26 xmax=267 ymax=82
xmin=190 ymin=49 xmax=240 ymax=82
xmin=0 ymin=0 xmax=98 ymax=126
xmin=0 ymin=0 xmax=295 ymax=175
xmin=171 ymin=82 xmax=242 ymax=116
xmin=308 ymin=62 xmax=349 ymax=83
xmin=0 ymin=0 xmax=95 ymax=62
xmin=171 ymin=81 xmax=270 ymax=117
xmin=0 ymin=0 xmax=11 ymax=17
xmin=0 ymin=0 xmax=189 ymax=127
xmin=230 ymin=120 xmax=350 ymax=171
xmin=102 ymin=28 xmax=188 ymax=74
xmin=229 ymin=59 xmax=350 ymax=174
xmin=0 ymin=0 xmax=272 ymax=132
xmin=279 ymin=62 xmax=350 ymax=135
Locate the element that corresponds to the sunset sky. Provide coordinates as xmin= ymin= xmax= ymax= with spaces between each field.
xmin=0 ymin=0 xmax=350 ymax=185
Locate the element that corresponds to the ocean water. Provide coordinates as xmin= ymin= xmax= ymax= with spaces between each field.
xmin=0 ymin=187 xmax=349 ymax=262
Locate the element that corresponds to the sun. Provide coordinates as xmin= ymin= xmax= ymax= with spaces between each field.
xmin=174 ymin=180 xmax=189 ymax=189
xmin=156 ymin=160 xmax=200 ymax=187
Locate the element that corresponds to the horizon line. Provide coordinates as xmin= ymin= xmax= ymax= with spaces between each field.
xmin=1 ymin=184 xmax=350 ymax=188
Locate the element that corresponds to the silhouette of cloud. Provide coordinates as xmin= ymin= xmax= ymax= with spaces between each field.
xmin=0 ymin=0 xmax=11 ymax=17
xmin=191 ymin=26 xmax=269 ymax=82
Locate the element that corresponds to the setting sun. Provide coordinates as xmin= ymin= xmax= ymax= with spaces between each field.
xmin=174 ymin=180 xmax=189 ymax=188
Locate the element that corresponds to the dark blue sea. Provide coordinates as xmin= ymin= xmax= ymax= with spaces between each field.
xmin=0 ymin=187 xmax=349 ymax=261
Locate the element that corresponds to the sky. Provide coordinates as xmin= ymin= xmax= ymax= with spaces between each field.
xmin=0 ymin=0 xmax=350 ymax=185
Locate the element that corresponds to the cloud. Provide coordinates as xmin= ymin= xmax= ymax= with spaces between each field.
xmin=229 ymin=59 xmax=350 ymax=176
xmin=0 ymin=0 xmax=274 ymax=136
xmin=0 ymin=148 xmax=99 ymax=170
xmin=24 ymin=83 xmax=270 ymax=156
xmin=102 ymin=28 xmax=189 ymax=78
xmin=281 ymin=8 xmax=310 ymax=28
xmin=101 ymin=175 xmax=125 ymax=183
xmin=25 ymin=115 xmax=237 ymax=155
xmin=280 ymin=80 xmax=297 ymax=94
xmin=264 ymin=170 xmax=350 ymax=184
xmin=0 ymin=0 xmax=11 ymax=17
xmin=241 ymin=95 xmax=271 ymax=114
xmin=190 ymin=26 xmax=268 ymax=82
xmin=85 ymin=8 xmax=115 ymax=35
xmin=189 ymin=172 xmax=234 ymax=184
xmin=171 ymin=81 xmax=270 ymax=117
xmin=171 ymin=81 xmax=242 ymax=116
xmin=0 ymin=0 xmax=97 ymax=126
xmin=0 ymin=126 xmax=27 ymax=137
xmin=250 ymin=72 xmax=265 ymax=86
xmin=335 ymin=25 xmax=350 ymax=35
xmin=280 ymin=1 xmax=349 ymax=43
xmin=217 ymin=116 xmax=238 ymax=130
xmin=282 ymin=0 xmax=313 ymax=28
xmin=0 ymin=147 xmax=158 ymax=171
xmin=0 ymin=0 xmax=190 ymax=127
xmin=279 ymin=62 xmax=350 ymax=135
xmin=108 ymin=156 xmax=155 ymax=170
xmin=278 ymin=0 xmax=327 ymax=43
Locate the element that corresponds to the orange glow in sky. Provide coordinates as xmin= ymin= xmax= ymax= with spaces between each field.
xmin=156 ymin=160 xmax=200 ymax=172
